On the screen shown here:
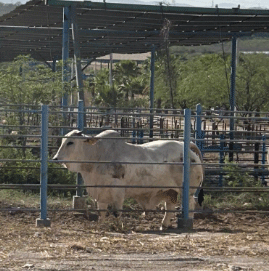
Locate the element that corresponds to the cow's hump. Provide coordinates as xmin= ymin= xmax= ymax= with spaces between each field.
xmin=96 ymin=130 xmax=120 ymax=138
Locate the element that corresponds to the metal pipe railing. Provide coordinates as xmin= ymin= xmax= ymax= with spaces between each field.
xmin=2 ymin=103 xmax=269 ymax=229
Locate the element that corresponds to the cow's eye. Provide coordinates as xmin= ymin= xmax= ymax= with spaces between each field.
xmin=67 ymin=141 xmax=74 ymax=146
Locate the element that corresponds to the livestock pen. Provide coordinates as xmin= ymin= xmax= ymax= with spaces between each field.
xmin=1 ymin=103 xmax=269 ymax=219
xmin=1 ymin=103 xmax=269 ymax=270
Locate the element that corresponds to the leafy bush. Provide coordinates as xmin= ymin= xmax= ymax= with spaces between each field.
xmin=223 ymin=160 xmax=261 ymax=187
xmin=202 ymin=160 xmax=269 ymax=211
xmin=0 ymin=145 xmax=76 ymax=196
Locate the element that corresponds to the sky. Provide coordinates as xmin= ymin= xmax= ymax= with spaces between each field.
xmin=1 ymin=0 xmax=268 ymax=9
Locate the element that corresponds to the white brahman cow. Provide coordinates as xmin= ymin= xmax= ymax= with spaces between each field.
xmin=53 ymin=130 xmax=204 ymax=230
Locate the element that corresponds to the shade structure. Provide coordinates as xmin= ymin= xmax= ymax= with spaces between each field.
xmin=0 ymin=0 xmax=269 ymax=62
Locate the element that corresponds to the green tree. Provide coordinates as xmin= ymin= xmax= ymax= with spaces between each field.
xmin=175 ymin=52 xmax=269 ymax=112
xmin=0 ymin=55 xmax=63 ymax=106
xmin=0 ymin=56 xmax=76 ymax=189
xmin=128 ymin=52 xmax=269 ymax=113
xmin=90 ymin=69 xmax=123 ymax=107
xmin=175 ymin=53 xmax=230 ymax=109
xmin=114 ymin=60 xmax=145 ymax=103
xmin=153 ymin=52 xmax=179 ymax=109
xmin=236 ymin=53 xmax=269 ymax=114
xmin=89 ymin=60 xmax=148 ymax=108
xmin=0 ymin=56 xmax=65 ymax=157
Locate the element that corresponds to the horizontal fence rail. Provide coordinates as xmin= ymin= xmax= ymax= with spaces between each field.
xmin=1 ymin=103 xmax=269 ymax=229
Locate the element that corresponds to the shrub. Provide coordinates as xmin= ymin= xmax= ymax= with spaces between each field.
xmin=223 ymin=160 xmax=261 ymax=187
xmin=0 ymin=145 xmax=76 ymax=196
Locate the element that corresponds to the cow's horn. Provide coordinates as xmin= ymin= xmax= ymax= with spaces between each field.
xmin=75 ymin=131 xmax=83 ymax=136
xmin=84 ymin=138 xmax=98 ymax=145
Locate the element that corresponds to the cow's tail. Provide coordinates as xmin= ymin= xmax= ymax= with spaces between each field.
xmin=189 ymin=142 xmax=204 ymax=206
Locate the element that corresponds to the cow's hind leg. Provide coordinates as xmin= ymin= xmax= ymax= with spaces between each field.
xmin=188 ymin=188 xmax=198 ymax=219
xmin=160 ymin=189 xmax=178 ymax=230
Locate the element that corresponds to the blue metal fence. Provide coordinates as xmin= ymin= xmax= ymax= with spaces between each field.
xmin=40 ymin=105 xmax=49 ymax=222
xmin=1 ymin=103 xmax=269 ymax=229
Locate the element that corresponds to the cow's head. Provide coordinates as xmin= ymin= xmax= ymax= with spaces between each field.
xmin=52 ymin=130 xmax=98 ymax=172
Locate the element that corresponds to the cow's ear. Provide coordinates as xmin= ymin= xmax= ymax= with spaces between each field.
xmin=75 ymin=131 xmax=83 ymax=136
xmin=84 ymin=138 xmax=98 ymax=145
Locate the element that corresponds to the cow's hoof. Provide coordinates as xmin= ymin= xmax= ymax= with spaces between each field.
xmin=113 ymin=211 xmax=119 ymax=218
xmin=160 ymin=225 xmax=173 ymax=231
xmin=87 ymin=213 xmax=99 ymax=221
xmin=140 ymin=212 xmax=146 ymax=217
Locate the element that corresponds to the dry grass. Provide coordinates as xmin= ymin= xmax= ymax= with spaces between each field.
xmin=1 ymin=191 xmax=269 ymax=270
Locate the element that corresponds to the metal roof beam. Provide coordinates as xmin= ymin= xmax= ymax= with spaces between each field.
xmin=0 ymin=26 xmax=62 ymax=33
xmin=0 ymin=26 xmax=254 ymax=39
xmin=46 ymin=0 xmax=269 ymax=16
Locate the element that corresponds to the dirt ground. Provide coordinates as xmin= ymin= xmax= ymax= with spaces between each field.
xmin=1 ymin=202 xmax=269 ymax=271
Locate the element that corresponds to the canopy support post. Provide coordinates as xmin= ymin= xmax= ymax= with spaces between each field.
xmin=229 ymin=36 xmax=237 ymax=162
xmin=70 ymin=5 xmax=85 ymax=103
xmin=149 ymin=46 xmax=155 ymax=139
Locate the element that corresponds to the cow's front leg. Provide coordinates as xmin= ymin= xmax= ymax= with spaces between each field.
xmin=110 ymin=183 xmax=125 ymax=218
xmin=111 ymin=194 xmax=125 ymax=218
xmin=160 ymin=189 xmax=178 ymax=230
xmin=161 ymin=201 xmax=177 ymax=230
xmin=97 ymin=202 xmax=108 ymax=223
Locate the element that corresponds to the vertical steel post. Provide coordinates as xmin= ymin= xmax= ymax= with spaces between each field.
xmin=36 ymin=105 xmax=51 ymax=227
xmin=40 ymin=105 xmax=48 ymax=220
xmin=178 ymin=109 xmax=192 ymax=229
xmin=62 ymin=6 xmax=70 ymax=108
xmin=219 ymin=134 xmax=225 ymax=187
xmin=77 ymin=100 xmax=84 ymax=131
xmin=195 ymin=104 xmax=202 ymax=151
xmin=61 ymin=6 xmax=70 ymax=136
xmin=77 ymin=100 xmax=84 ymax=197
xmin=194 ymin=105 xmax=203 ymax=201
xmin=149 ymin=47 xmax=155 ymax=139
xmin=109 ymin=53 xmax=113 ymax=87
xmin=73 ymin=100 xmax=86 ymax=210
xmin=229 ymin=36 xmax=237 ymax=162
xmin=132 ymin=113 xmax=136 ymax=144
xmin=182 ymin=109 xmax=191 ymax=220
xmin=70 ymin=5 xmax=85 ymax=102
xmin=262 ymin=135 xmax=266 ymax=185
xmin=52 ymin=56 xmax=57 ymax=72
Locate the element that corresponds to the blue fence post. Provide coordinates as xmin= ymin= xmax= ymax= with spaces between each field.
xmin=72 ymin=100 xmax=86 ymax=211
xmin=195 ymin=104 xmax=202 ymax=152
xmin=219 ymin=134 xmax=225 ymax=187
xmin=132 ymin=112 xmax=136 ymax=144
xmin=61 ymin=6 xmax=70 ymax=136
xmin=178 ymin=108 xmax=193 ymax=229
xmin=261 ymin=135 xmax=266 ymax=185
xmin=138 ymin=129 xmax=144 ymax=144
xmin=229 ymin=36 xmax=237 ymax=162
xmin=78 ymin=100 xmax=84 ymax=132
xmin=149 ymin=46 xmax=155 ymax=139
xmin=76 ymin=100 xmax=84 ymax=199
xmin=62 ymin=6 xmax=70 ymax=109
xmin=52 ymin=56 xmax=57 ymax=72
xmin=36 ymin=105 xmax=51 ymax=227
